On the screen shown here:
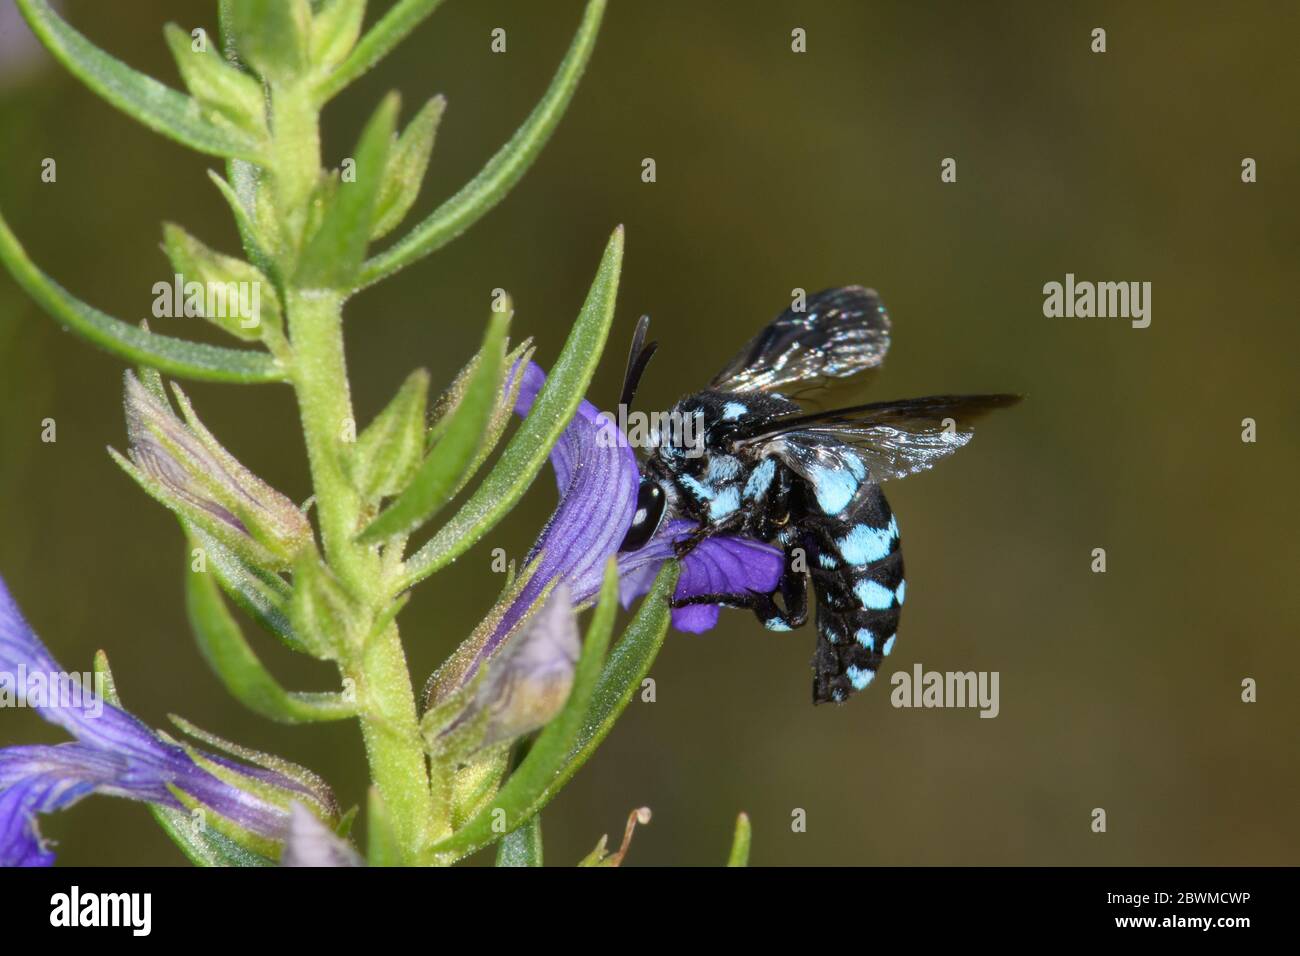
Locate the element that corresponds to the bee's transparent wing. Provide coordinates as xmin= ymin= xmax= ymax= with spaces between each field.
xmin=709 ymin=286 xmax=891 ymax=395
xmin=747 ymin=394 xmax=1021 ymax=482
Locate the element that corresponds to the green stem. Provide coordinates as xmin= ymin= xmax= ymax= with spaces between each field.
xmin=271 ymin=81 xmax=440 ymax=863
xmin=285 ymin=290 xmax=363 ymax=585
xmin=348 ymin=623 xmax=439 ymax=856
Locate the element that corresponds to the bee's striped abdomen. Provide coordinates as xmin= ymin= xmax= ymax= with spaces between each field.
xmin=806 ymin=481 xmax=905 ymax=704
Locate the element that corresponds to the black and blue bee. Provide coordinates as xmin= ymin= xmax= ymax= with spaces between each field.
xmin=618 ymin=286 xmax=1019 ymax=704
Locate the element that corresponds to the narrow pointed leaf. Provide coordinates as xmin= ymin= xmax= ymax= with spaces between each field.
xmin=445 ymin=340 xmax=535 ymax=501
xmin=496 ymin=815 xmax=543 ymax=867
xmin=400 ymin=228 xmax=622 ymax=586
xmin=346 ymin=368 xmax=429 ymax=503
xmin=309 ymin=0 xmax=367 ymax=73
xmin=185 ymin=555 xmax=355 ymax=723
xmin=314 ymin=0 xmax=449 ymax=103
xmin=220 ymin=0 xmax=311 ymax=83
xmin=162 ymin=223 xmax=282 ymax=341
xmin=211 ymin=166 xmax=276 ymax=279
xmin=189 ymin=526 xmax=301 ymax=653
xmin=289 ymin=553 xmax=360 ymax=661
xmin=359 ymin=0 xmax=606 ymax=286
xmin=14 ymin=0 xmax=264 ymax=161
xmin=163 ymin=23 xmax=267 ymax=140
xmin=358 ymin=311 xmax=508 ymax=543
xmin=727 ymin=812 xmax=752 ymax=867
xmin=539 ymin=562 xmax=676 ymax=806
xmin=0 ymin=210 xmax=284 ymax=383
xmin=367 ymin=787 xmax=401 ymax=867
xmin=296 ymin=93 xmax=398 ymax=289
xmin=370 ymin=95 xmax=445 ymax=241
xmin=428 ymin=560 xmax=622 ymax=860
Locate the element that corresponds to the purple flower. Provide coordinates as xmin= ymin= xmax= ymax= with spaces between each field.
xmin=0 ymin=575 xmax=330 ymax=866
xmin=429 ymin=361 xmax=782 ymax=702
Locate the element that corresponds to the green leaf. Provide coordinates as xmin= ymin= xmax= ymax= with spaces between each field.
xmin=446 ymin=338 xmax=534 ymax=500
xmin=13 ymin=0 xmax=264 ymax=162
xmin=184 ymin=553 xmax=356 ymax=723
xmin=426 ymin=560 xmax=623 ymax=861
xmin=370 ymin=95 xmax=445 ymax=241
xmin=400 ymin=227 xmax=622 ymax=587
xmin=163 ymin=24 xmax=267 ymax=141
xmin=221 ymin=0 xmax=311 ymax=83
xmin=727 ymin=812 xmax=752 ymax=867
xmin=538 ymin=563 xmax=676 ymax=805
xmin=211 ymin=165 xmax=277 ymax=280
xmin=496 ymin=815 xmax=543 ymax=867
xmin=314 ymin=0 xmax=450 ymax=103
xmin=358 ymin=311 xmax=509 ymax=543
xmin=188 ymin=526 xmax=301 ymax=653
xmin=296 ymin=93 xmax=398 ymax=289
xmin=0 ymin=209 xmax=285 ymax=383
xmin=289 ymin=553 xmax=361 ymax=661
xmin=346 ymin=368 xmax=429 ymax=503
xmin=310 ymin=0 xmax=367 ymax=74
xmin=359 ymin=0 xmax=607 ymax=286
xmin=157 ymin=809 xmax=278 ymax=866
xmin=162 ymin=223 xmax=283 ymax=342
xmin=366 ymin=787 xmax=401 ymax=866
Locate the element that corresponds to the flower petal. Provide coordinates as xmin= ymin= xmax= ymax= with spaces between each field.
xmin=472 ymin=363 xmax=637 ymax=670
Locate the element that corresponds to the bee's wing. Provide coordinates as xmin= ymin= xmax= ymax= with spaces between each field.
xmin=709 ymin=286 xmax=891 ymax=395
xmin=740 ymin=394 xmax=1021 ymax=483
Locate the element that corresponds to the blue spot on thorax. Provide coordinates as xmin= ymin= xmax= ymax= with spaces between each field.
xmin=706 ymin=454 xmax=741 ymax=482
xmin=721 ymin=401 xmax=748 ymax=421
xmin=678 ymin=474 xmax=713 ymax=502
xmin=708 ymin=486 xmax=741 ymax=520
xmin=743 ymin=458 xmax=776 ymax=500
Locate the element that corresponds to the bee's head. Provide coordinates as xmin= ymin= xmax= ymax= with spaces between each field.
xmin=651 ymin=393 xmax=743 ymax=467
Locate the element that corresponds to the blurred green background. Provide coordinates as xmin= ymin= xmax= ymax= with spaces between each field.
xmin=1 ymin=0 xmax=1297 ymax=866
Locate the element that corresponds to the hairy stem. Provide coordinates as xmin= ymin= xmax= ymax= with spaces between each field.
xmin=272 ymin=82 xmax=439 ymax=862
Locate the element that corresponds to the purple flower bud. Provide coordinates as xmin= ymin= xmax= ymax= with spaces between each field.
xmin=115 ymin=372 xmax=312 ymax=570
xmin=469 ymin=584 xmax=579 ymax=749
xmin=280 ymin=803 xmax=362 ymax=867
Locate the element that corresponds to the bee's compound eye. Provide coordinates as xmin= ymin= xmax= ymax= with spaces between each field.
xmin=619 ymin=479 xmax=667 ymax=552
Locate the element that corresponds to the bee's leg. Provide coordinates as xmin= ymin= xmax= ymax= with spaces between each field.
xmin=749 ymin=546 xmax=810 ymax=631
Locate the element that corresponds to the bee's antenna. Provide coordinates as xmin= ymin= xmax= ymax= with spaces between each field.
xmin=619 ymin=313 xmax=658 ymax=410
